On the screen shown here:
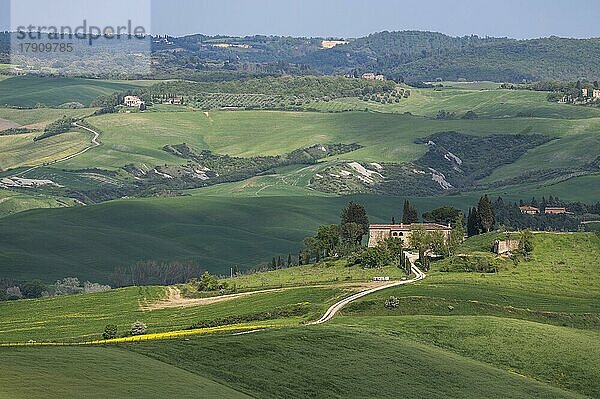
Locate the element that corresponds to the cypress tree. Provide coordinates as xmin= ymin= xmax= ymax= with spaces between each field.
xmin=467 ymin=207 xmax=481 ymax=237
xmin=402 ymin=200 xmax=419 ymax=224
xmin=478 ymin=195 xmax=495 ymax=233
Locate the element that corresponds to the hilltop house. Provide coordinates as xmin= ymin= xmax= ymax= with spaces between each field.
xmin=123 ymin=95 xmax=144 ymax=108
xmin=362 ymin=73 xmax=385 ymax=81
xmin=368 ymin=223 xmax=452 ymax=247
xmin=519 ymin=206 xmax=540 ymax=215
xmin=544 ymin=207 xmax=567 ymax=215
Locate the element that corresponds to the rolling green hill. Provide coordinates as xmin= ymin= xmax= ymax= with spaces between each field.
xmin=0 ymin=194 xmax=479 ymax=282
xmin=127 ymin=325 xmax=585 ymax=399
xmin=0 ymin=76 xmax=146 ymax=107
xmin=0 ymin=346 xmax=251 ymax=399
xmin=1 ymin=232 xmax=598 ymax=398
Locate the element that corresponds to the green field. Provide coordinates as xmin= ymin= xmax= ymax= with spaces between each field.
xmin=0 ymin=194 xmax=483 ymax=282
xmin=126 ymin=325 xmax=584 ymax=399
xmin=0 ymin=130 xmax=92 ymax=171
xmin=0 ymin=232 xmax=598 ymax=398
xmin=0 ymin=346 xmax=251 ymax=398
xmin=345 ymin=233 xmax=600 ymax=327
xmin=223 ymin=259 xmax=407 ymax=289
xmin=54 ymin=109 xmax=600 ymax=177
xmin=0 ymin=189 xmax=76 ymax=218
xmin=0 ymin=76 xmax=145 ymax=107
xmin=0 ymin=284 xmax=342 ymax=343
xmin=310 ymin=88 xmax=600 ymax=119
xmin=0 ymin=107 xmax=96 ymax=128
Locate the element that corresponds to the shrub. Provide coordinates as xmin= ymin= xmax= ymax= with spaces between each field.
xmin=131 ymin=321 xmax=148 ymax=336
xmin=20 ymin=279 xmax=46 ymax=298
xmin=385 ymin=296 xmax=400 ymax=309
xmin=440 ymin=254 xmax=505 ymax=273
xmin=83 ymin=281 xmax=111 ymax=294
xmin=188 ymin=303 xmax=311 ymax=329
xmin=103 ymin=324 xmax=118 ymax=340
xmin=54 ymin=277 xmax=83 ymax=296
xmin=5 ymin=286 xmax=22 ymax=300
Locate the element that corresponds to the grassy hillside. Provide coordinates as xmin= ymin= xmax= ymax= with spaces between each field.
xmin=0 ymin=189 xmax=76 ymax=218
xmin=0 ymin=194 xmax=483 ymax=282
xmin=0 ymin=107 xmax=96 ymax=128
xmin=127 ymin=326 xmax=584 ymax=399
xmin=0 ymin=285 xmax=341 ymax=343
xmin=0 ymin=346 xmax=251 ymax=399
xmin=1 ymin=232 xmax=598 ymax=398
xmin=58 ymin=109 xmax=600 ymax=173
xmin=311 ymin=88 xmax=600 ymax=119
xmin=345 ymin=233 xmax=600 ymax=328
xmin=0 ymin=130 xmax=92 ymax=171
xmin=0 ymin=76 xmax=143 ymax=107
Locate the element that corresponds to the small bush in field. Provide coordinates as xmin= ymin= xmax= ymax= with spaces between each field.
xmin=131 ymin=321 xmax=148 ymax=336
xmin=103 ymin=324 xmax=118 ymax=340
xmin=385 ymin=296 xmax=400 ymax=309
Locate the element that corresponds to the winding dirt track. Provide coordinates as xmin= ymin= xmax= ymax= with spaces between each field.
xmin=144 ymin=252 xmax=425 ymax=327
xmin=16 ymin=122 xmax=100 ymax=177
xmin=310 ymin=253 xmax=425 ymax=324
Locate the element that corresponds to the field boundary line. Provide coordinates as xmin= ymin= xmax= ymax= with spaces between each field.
xmin=0 ymin=324 xmax=271 ymax=347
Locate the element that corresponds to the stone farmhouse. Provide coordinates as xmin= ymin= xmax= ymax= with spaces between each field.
xmin=368 ymin=223 xmax=452 ymax=247
xmin=362 ymin=73 xmax=385 ymax=81
xmin=544 ymin=207 xmax=567 ymax=215
xmin=519 ymin=205 xmax=540 ymax=215
xmin=580 ymin=88 xmax=600 ymax=99
xmin=123 ymin=95 xmax=145 ymax=108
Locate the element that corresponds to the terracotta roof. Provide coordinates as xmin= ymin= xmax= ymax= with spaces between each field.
xmin=519 ymin=206 xmax=539 ymax=211
xmin=369 ymin=223 xmax=451 ymax=231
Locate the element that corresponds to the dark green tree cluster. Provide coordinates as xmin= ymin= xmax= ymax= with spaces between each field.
xmin=301 ymin=202 xmax=369 ymax=264
xmin=422 ymin=206 xmax=462 ymax=225
xmin=467 ymin=195 xmax=495 ymax=237
xmin=402 ymin=200 xmax=419 ymax=224
xmin=495 ymin=196 xmax=597 ymax=232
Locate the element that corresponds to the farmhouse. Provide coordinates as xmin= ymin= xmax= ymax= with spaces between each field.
xmin=368 ymin=223 xmax=452 ymax=247
xmin=123 ymin=95 xmax=144 ymax=108
xmin=545 ymin=207 xmax=567 ymax=214
xmin=362 ymin=73 xmax=385 ymax=81
xmin=519 ymin=205 xmax=540 ymax=215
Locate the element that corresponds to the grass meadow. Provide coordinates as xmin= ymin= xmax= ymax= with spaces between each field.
xmin=0 ymin=346 xmax=251 ymax=398
xmin=52 ymin=109 xmax=600 ymax=185
xmin=0 ymin=76 xmax=143 ymax=107
xmin=0 ymin=285 xmax=343 ymax=343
